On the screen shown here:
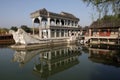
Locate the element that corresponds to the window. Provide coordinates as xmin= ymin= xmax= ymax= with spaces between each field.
xmin=61 ymin=30 xmax=64 ymax=37
xmin=56 ymin=29 xmax=59 ymax=37
xmin=51 ymin=29 xmax=55 ymax=37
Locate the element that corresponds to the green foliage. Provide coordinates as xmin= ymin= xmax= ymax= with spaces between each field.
xmin=91 ymin=15 xmax=120 ymax=28
xmin=10 ymin=25 xmax=32 ymax=33
xmin=20 ymin=25 xmax=32 ymax=33
xmin=101 ymin=15 xmax=120 ymax=21
xmin=10 ymin=26 xmax=18 ymax=31
xmin=0 ymin=28 xmax=9 ymax=34
xmin=82 ymin=0 xmax=120 ymax=17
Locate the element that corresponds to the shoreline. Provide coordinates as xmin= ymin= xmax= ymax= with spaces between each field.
xmin=10 ymin=41 xmax=76 ymax=50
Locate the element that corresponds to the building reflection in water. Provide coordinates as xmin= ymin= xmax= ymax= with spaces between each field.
xmin=12 ymin=45 xmax=82 ymax=78
xmin=88 ymin=45 xmax=120 ymax=67
xmin=33 ymin=45 xmax=81 ymax=79
xmin=12 ymin=49 xmax=42 ymax=67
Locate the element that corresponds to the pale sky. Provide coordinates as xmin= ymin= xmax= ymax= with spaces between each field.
xmin=0 ymin=0 xmax=98 ymax=28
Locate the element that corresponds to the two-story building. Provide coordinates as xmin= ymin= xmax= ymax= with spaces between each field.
xmin=88 ymin=19 xmax=120 ymax=45
xmin=30 ymin=8 xmax=81 ymax=41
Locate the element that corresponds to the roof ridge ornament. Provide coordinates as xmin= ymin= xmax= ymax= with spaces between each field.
xmin=39 ymin=8 xmax=47 ymax=15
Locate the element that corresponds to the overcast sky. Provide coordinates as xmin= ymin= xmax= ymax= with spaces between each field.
xmin=0 ymin=0 xmax=99 ymax=28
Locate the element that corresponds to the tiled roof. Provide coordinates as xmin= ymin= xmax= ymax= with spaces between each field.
xmin=31 ymin=8 xmax=79 ymax=20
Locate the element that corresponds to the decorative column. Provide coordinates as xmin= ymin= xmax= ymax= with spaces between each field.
xmin=39 ymin=53 xmax=43 ymax=73
xmin=54 ymin=51 xmax=57 ymax=57
xmin=48 ymin=52 xmax=51 ymax=60
xmin=73 ymin=21 xmax=76 ymax=27
xmin=66 ymin=20 xmax=68 ymax=27
xmin=59 ymin=29 xmax=61 ymax=38
xmin=38 ymin=17 xmax=42 ymax=38
xmin=70 ymin=21 xmax=72 ymax=27
xmin=55 ymin=29 xmax=56 ymax=38
xmin=32 ymin=18 xmax=35 ymax=35
xmin=64 ymin=20 xmax=66 ymax=27
xmin=68 ymin=20 xmax=71 ymax=27
xmin=54 ymin=19 xmax=56 ymax=26
xmin=48 ymin=62 xmax=51 ymax=71
xmin=48 ymin=29 xmax=51 ymax=38
xmin=64 ymin=30 xmax=66 ymax=37
xmin=47 ymin=17 xmax=50 ymax=27
xmin=67 ymin=30 xmax=69 ymax=37
xmin=40 ymin=61 xmax=43 ymax=73
xmin=69 ymin=30 xmax=71 ymax=37
xmin=59 ymin=19 xmax=61 ymax=26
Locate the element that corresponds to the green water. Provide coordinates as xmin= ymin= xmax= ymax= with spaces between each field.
xmin=0 ymin=45 xmax=120 ymax=80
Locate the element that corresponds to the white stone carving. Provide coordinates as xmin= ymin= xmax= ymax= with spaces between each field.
xmin=9 ymin=28 xmax=41 ymax=45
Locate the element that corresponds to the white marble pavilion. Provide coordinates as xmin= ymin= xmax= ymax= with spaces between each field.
xmin=31 ymin=8 xmax=81 ymax=39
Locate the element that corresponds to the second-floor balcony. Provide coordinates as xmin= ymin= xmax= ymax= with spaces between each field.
xmin=91 ymin=31 xmax=119 ymax=38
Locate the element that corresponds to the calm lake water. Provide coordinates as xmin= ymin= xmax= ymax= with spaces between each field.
xmin=0 ymin=44 xmax=120 ymax=80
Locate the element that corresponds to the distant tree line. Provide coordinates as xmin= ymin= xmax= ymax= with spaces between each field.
xmin=10 ymin=26 xmax=18 ymax=31
xmin=10 ymin=25 xmax=33 ymax=33
xmin=0 ymin=25 xmax=40 ymax=34
xmin=0 ymin=28 xmax=9 ymax=34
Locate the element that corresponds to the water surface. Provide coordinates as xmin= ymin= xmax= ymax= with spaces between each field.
xmin=0 ymin=45 xmax=120 ymax=80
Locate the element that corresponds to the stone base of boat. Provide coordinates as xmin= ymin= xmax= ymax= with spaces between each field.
xmin=10 ymin=40 xmax=76 ymax=50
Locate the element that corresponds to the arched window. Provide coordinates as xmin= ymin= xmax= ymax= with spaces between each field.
xmin=34 ymin=18 xmax=40 ymax=23
xmin=61 ymin=19 xmax=64 ymax=26
xmin=56 ymin=19 xmax=60 ymax=26
xmin=50 ymin=19 xmax=55 ymax=26
xmin=41 ymin=17 xmax=47 ymax=27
